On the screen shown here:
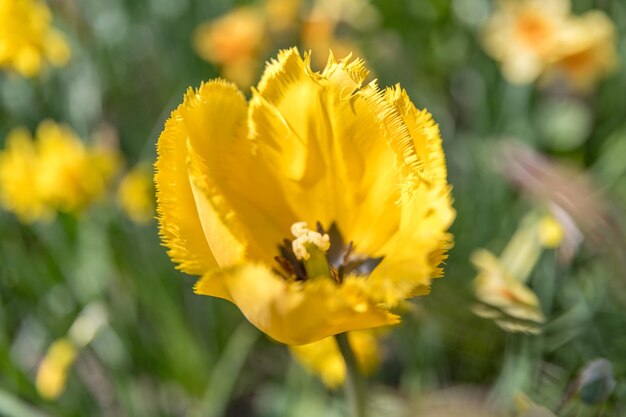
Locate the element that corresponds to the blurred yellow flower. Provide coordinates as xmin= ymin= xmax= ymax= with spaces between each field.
xmin=0 ymin=0 xmax=71 ymax=77
xmin=37 ymin=121 xmax=120 ymax=213
xmin=472 ymin=249 xmax=545 ymax=334
xmin=0 ymin=128 xmax=52 ymax=222
xmin=472 ymin=213 xmax=561 ymax=334
xmin=117 ymin=164 xmax=155 ymax=224
xmin=546 ymin=11 xmax=617 ymax=91
xmin=35 ymin=338 xmax=78 ymax=400
xmin=35 ymin=302 xmax=108 ymax=400
xmin=482 ymin=0 xmax=570 ymax=84
xmin=537 ymin=214 xmax=563 ymax=248
xmin=155 ymin=48 xmax=454 ymax=345
xmin=192 ymin=7 xmax=266 ymax=87
xmin=290 ymin=330 xmax=380 ymax=388
xmin=0 ymin=121 xmax=120 ymax=222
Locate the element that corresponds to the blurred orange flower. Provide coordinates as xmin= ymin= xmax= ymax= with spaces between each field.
xmin=482 ymin=0 xmax=617 ymax=89
xmin=546 ymin=11 xmax=617 ymax=91
xmin=482 ymin=0 xmax=571 ymax=84
xmin=301 ymin=0 xmax=378 ymax=69
xmin=193 ymin=7 xmax=266 ymax=87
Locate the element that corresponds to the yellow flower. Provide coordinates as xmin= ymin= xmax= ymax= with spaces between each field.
xmin=0 ymin=0 xmax=70 ymax=77
xmin=117 ymin=164 xmax=155 ymax=224
xmin=0 ymin=121 xmax=120 ymax=222
xmin=546 ymin=11 xmax=617 ymax=91
xmin=472 ymin=249 xmax=544 ymax=334
xmin=35 ymin=338 xmax=78 ymax=400
xmin=537 ymin=214 xmax=563 ymax=248
xmin=192 ymin=7 xmax=266 ymax=87
xmin=155 ymin=48 xmax=454 ymax=345
xmin=482 ymin=0 xmax=570 ymax=84
xmin=0 ymin=128 xmax=52 ymax=222
xmin=36 ymin=121 xmax=119 ymax=213
xmin=290 ymin=330 xmax=380 ymax=388
xmin=36 ymin=303 xmax=108 ymax=400
xmin=472 ymin=212 xmax=561 ymax=334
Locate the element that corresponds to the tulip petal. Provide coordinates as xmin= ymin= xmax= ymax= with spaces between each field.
xmin=365 ymin=87 xmax=455 ymax=305
xmin=155 ymin=98 xmax=220 ymax=275
xmin=179 ymin=81 xmax=250 ymax=267
xmin=186 ymin=140 xmax=248 ymax=267
xmin=194 ymin=264 xmax=399 ymax=345
xmin=250 ymin=48 xmax=418 ymax=256
xmin=184 ymin=80 xmax=299 ymax=264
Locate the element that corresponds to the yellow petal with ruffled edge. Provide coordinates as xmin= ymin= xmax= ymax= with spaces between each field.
xmin=195 ymin=264 xmax=399 ymax=345
xmin=157 ymin=79 xmax=303 ymax=272
xmin=180 ymin=81 xmax=250 ymax=267
xmin=155 ymin=94 xmax=221 ymax=275
xmin=248 ymin=50 xmax=454 ymax=305
xmin=364 ymin=86 xmax=455 ymax=305
xmin=188 ymin=80 xmax=300 ymax=264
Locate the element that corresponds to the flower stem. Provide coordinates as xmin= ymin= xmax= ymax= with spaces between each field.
xmin=335 ymin=332 xmax=367 ymax=417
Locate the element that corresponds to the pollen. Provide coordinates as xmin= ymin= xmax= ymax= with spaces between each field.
xmin=291 ymin=222 xmax=331 ymax=260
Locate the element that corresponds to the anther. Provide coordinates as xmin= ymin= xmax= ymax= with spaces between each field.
xmin=289 ymin=222 xmax=331 ymax=279
xmin=290 ymin=222 xmax=330 ymax=261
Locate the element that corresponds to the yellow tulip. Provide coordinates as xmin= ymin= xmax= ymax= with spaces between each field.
xmin=155 ymin=48 xmax=454 ymax=345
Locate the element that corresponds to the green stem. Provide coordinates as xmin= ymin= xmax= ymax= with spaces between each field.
xmin=192 ymin=322 xmax=259 ymax=417
xmin=335 ymin=333 xmax=367 ymax=417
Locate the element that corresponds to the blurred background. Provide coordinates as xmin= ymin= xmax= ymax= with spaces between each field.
xmin=1 ymin=0 xmax=625 ymax=416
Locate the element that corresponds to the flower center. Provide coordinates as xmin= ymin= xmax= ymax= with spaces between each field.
xmin=516 ymin=12 xmax=553 ymax=52
xmin=273 ymin=222 xmax=384 ymax=284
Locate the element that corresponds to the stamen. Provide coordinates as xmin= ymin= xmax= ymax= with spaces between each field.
xmin=290 ymin=222 xmax=309 ymax=238
xmin=291 ymin=222 xmax=330 ymax=261
xmin=273 ymin=221 xmax=384 ymax=283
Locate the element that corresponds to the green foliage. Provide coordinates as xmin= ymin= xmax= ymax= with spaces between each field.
xmin=1 ymin=0 xmax=625 ymax=415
